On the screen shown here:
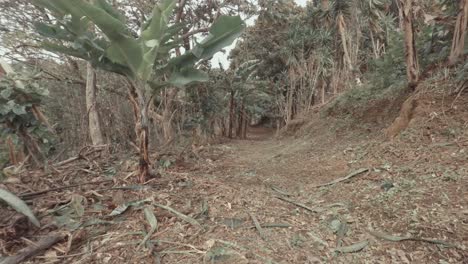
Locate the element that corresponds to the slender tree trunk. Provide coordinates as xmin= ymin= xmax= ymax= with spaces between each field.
xmin=337 ymin=14 xmax=353 ymax=71
xmin=228 ymin=91 xmax=235 ymax=139
xmin=237 ymin=103 xmax=244 ymax=138
xmin=400 ymin=0 xmax=419 ymax=89
xmin=395 ymin=0 xmax=405 ymax=30
xmin=449 ymin=0 xmax=468 ymax=65
xmin=242 ymin=113 xmax=248 ymax=139
xmin=7 ymin=137 xmax=18 ymax=165
xmin=86 ymin=63 xmax=104 ymax=145
xmin=161 ymin=88 xmax=178 ymax=143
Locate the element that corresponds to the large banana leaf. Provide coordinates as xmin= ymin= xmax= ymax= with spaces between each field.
xmin=34 ymin=0 xmax=245 ymax=89
xmin=58 ymin=0 xmax=143 ymax=76
xmin=168 ymin=68 xmax=208 ymax=88
xmin=139 ymin=0 xmax=177 ymax=81
xmin=0 ymin=188 xmax=40 ymax=227
xmin=168 ymin=15 xmax=245 ymax=68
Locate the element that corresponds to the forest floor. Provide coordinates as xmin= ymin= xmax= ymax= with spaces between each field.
xmin=1 ymin=92 xmax=467 ymax=263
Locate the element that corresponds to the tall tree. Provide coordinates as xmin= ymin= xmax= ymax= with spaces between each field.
xmin=449 ymin=0 xmax=468 ymax=65
xmin=400 ymin=0 xmax=419 ymax=89
xmin=333 ymin=0 xmax=353 ymax=70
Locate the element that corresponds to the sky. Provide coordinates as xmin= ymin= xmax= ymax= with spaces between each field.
xmin=212 ymin=0 xmax=308 ymax=68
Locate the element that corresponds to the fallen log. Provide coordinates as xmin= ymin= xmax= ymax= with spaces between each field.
xmin=1 ymin=233 xmax=65 ymax=264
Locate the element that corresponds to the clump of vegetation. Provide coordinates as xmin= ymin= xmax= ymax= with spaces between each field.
xmin=0 ymin=65 xmax=53 ymax=168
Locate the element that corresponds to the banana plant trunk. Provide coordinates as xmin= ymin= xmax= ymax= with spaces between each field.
xmin=449 ymin=0 xmax=468 ymax=65
xmin=133 ymin=81 xmax=152 ymax=183
xmin=401 ymin=0 xmax=420 ymax=89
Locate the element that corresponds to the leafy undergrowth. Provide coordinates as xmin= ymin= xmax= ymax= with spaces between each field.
xmin=1 ymin=91 xmax=467 ymax=263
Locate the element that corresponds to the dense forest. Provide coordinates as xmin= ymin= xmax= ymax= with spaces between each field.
xmin=0 ymin=0 xmax=467 ymax=263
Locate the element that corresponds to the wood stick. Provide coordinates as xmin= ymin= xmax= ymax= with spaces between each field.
xmin=313 ymin=168 xmax=369 ymax=188
xmin=19 ymin=179 xmax=113 ymax=199
xmin=0 ymin=233 xmax=65 ymax=264
xmin=276 ymin=196 xmax=322 ymax=213
xmin=249 ymin=213 xmax=267 ymax=241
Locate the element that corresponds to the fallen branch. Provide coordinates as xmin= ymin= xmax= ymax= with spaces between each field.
xmin=154 ymin=203 xmax=201 ymax=227
xmin=270 ymin=185 xmax=291 ymax=196
xmin=369 ymin=230 xmax=464 ymax=249
xmin=0 ymin=233 xmax=65 ymax=264
xmin=247 ymin=223 xmax=291 ymax=229
xmin=335 ymin=240 xmax=369 ymax=254
xmin=53 ymin=145 xmax=106 ymax=167
xmin=19 ymin=179 xmax=113 ymax=199
xmin=276 ymin=196 xmax=322 ymax=213
xmin=313 ymin=168 xmax=369 ymax=188
xmin=249 ymin=213 xmax=267 ymax=241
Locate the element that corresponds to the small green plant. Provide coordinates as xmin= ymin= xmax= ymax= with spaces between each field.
xmin=0 ymin=67 xmax=53 ymax=167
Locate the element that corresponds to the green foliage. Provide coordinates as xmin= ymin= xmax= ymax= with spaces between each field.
xmin=0 ymin=70 xmax=54 ymax=155
xmin=0 ymin=188 xmax=40 ymax=227
xmin=34 ymin=0 xmax=245 ymax=89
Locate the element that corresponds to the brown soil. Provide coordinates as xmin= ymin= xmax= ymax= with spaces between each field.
xmin=1 ymin=92 xmax=467 ymax=264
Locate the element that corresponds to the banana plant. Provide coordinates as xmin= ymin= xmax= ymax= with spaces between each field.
xmin=33 ymin=0 xmax=245 ymax=182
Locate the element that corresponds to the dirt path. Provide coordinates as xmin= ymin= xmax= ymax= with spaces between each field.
xmin=174 ymin=124 xmax=467 ymax=263
xmin=2 ymin=122 xmax=466 ymax=263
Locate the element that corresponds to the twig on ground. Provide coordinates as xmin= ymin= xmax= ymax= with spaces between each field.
xmin=0 ymin=233 xmax=66 ymax=264
xmin=249 ymin=213 xmax=267 ymax=241
xmin=369 ymin=230 xmax=465 ymax=249
xmin=313 ymin=168 xmax=369 ymax=188
xmin=154 ymin=203 xmax=201 ymax=227
xmin=18 ymin=179 xmax=113 ymax=199
xmin=247 ymin=223 xmax=291 ymax=229
xmin=270 ymin=185 xmax=292 ymax=196
xmin=275 ymin=196 xmax=323 ymax=213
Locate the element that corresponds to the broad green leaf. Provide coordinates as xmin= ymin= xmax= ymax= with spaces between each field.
xmin=94 ymin=0 xmax=126 ymax=23
xmin=168 ymin=68 xmax=208 ymax=88
xmin=139 ymin=206 xmax=158 ymax=248
xmin=63 ymin=0 xmax=143 ymax=76
xmin=42 ymin=42 xmax=89 ymax=60
xmin=168 ymin=16 xmax=245 ymax=69
xmin=192 ymin=15 xmax=245 ymax=59
xmin=34 ymin=22 xmax=73 ymax=41
xmin=33 ymin=0 xmax=66 ymax=16
xmin=138 ymin=0 xmax=176 ymax=80
xmin=0 ymin=188 xmax=40 ymax=227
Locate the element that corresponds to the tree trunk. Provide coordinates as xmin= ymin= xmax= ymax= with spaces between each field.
xmin=400 ymin=0 xmax=419 ymax=89
xmin=132 ymin=81 xmax=152 ymax=183
xmin=161 ymin=88 xmax=178 ymax=143
xmin=242 ymin=113 xmax=248 ymax=139
xmin=86 ymin=63 xmax=104 ymax=145
xmin=337 ymin=13 xmax=353 ymax=71
xmin=449 ymin=0 xmax=468 ymax=65
xmin=6 ymin=136 xmax=18 ymax=165
xmin=228 ymin=91 xmax=235 ymax=139
xmin=237 ymin=103 xmax=244 ymax=138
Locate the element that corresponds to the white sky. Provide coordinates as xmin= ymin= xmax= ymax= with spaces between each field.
xmin=212 ymin=0 xmax=308 ymax=68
